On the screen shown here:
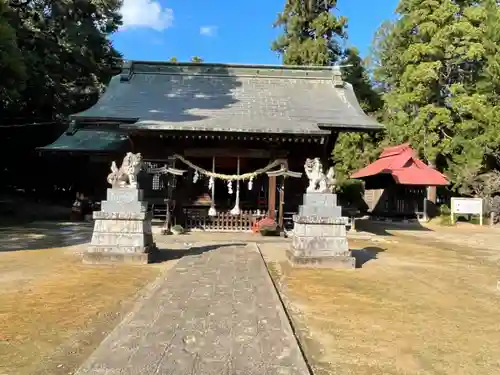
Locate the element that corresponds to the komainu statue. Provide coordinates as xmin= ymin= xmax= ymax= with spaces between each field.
xmin=304 ymin=158 xmax=336 ymax=193
xmin=107 ymin=152 xmax=143 ymax=188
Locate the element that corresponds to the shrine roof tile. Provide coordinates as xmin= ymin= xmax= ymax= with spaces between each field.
xmin=37 ymin=130 xmax=129 ymax=153
xmin=70 ymin=61 xmax=383 ymax=135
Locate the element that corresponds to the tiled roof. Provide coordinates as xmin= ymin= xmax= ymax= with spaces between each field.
xmin=37 ymin=130 xmax=129 ymax=152
xmin=70 ymin=61 xmax=383 ymax=135
xmin=351 ymin=143 xmax=449 ymax=186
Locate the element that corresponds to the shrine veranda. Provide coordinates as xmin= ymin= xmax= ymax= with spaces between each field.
xmin=39 ymin=61 xmax=383 ymax=231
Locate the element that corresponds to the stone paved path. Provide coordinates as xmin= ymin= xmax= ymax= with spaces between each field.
xmin=75 ymin=243 xmax=310 ymax=375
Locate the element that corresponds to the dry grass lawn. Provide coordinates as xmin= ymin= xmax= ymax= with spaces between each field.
xmin=276 ymin=238 xmax=500 ymax=375
xmin=0 ymin=246 xmax=163 ymax=375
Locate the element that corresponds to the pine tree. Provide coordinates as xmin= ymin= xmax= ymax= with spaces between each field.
xmin=271 ymin=0 xmax=347 ymax=65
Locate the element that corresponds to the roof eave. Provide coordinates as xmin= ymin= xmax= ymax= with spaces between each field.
xmin=69 ymin=114 xmax=139 ymax=123
xmin=318 ymin=122 xmax=384 ymax=132
xmin=120 ymin=122 xmax=331 ymax=136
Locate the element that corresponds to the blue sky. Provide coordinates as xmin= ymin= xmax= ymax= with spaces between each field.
xmin=112 ymin=0 xmax=399 ymax=64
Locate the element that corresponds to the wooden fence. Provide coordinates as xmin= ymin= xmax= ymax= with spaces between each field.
xmin=183 ymin=207 xmax=266 ymax=232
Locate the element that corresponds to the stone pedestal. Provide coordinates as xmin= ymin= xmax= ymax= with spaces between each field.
xmin=84 ymin=188 xmax=157 ymax=264
xmin=286 ymin=193 xmax=355 ymax=269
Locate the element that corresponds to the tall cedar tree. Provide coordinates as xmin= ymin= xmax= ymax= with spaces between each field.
xmin=271 ymin=0 xmax=347 ymax=65
xmin=333 ymin=47 xmax=384 ymax=179
xmin=272 ymin=1 xmax=383 ymax=180
xmin=372 ymin=0 xmax=500 ymax=192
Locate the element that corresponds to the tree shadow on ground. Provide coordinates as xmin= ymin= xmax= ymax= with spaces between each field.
xmin=152 ymin=242 xmax=248 ymax=264
xmin=0 ymin=222 xmax=92 ymax=252
xmin=351 ymin=246 xmax=385 ymax=268
xmin=354 ymin=218 xmax=433 ymax=236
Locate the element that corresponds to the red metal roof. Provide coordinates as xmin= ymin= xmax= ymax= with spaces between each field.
xmin=350 ymin=143 xmax=449 ymax=186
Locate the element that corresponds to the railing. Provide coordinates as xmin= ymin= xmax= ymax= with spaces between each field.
xmin=183 ymin=207 xmax=266 ymax=232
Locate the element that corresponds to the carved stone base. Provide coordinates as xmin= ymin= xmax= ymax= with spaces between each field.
xmin=288 ymin=193 xmax=354 ymax=269
xmin=83 ymin=247 xmax=157 ymax=265
xmin=84 ymin=188 xmax=157 ymax=265
xmin=286 ymin=250 xmax=355 ymax=269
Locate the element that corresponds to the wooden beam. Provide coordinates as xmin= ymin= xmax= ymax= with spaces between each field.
xmin=184 ymin=148 xmax=282 ymax=158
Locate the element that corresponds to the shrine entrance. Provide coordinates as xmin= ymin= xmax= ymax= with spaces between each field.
xmin=141 ymin=151 xmax=302 ymax=233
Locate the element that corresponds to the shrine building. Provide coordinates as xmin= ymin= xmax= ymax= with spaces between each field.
xmin=39 ymin=61 xmax=383 ymax=231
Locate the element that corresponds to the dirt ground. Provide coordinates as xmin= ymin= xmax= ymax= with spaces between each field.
xmin=0 ymin=223 xmax=172 ymax=375
xmin=265 ymin=230 xmax=500 ymax=375
xmin=2 ymin=221 xmax=500 ymax=375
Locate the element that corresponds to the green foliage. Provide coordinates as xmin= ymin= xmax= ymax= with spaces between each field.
xmin=333 ymin=48 xmax=385 ymax=180
xmin=342 ymin=47 xmax=382 ymax=113
xmin=0 ymin=1 xmax=26 ymax=107
xmin=1 ymin=0 xmax=123 ymax=122
xmin=272 ymin=1 xmax=383 ymax=183
xmin=371 ymin=0 xmax=500 ymax=193
xmin=271 ymin=0 xmax=347 ymax=65
xmin=259 ymin=225 xmax=280 ymax=236
xmin=438 ymin=214 xmax=453 ymax=226
xmin=439 ymin=204 xmax=451 ymax=216
xmin=169 ymin=57 xmax=203 ymax=63
xmin=336 ymin=179 xmax=367 ymax=210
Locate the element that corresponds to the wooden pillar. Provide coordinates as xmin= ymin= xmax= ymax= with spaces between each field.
xmin=268 ymin=175 xmax=276 ymax=220
xmin=278 ymin=179 xmax=285 ymax=228
xmin=426 ymin=162 xmax=437 ymax=204
xmin=427 ymin=186 xmax=437 ymax=203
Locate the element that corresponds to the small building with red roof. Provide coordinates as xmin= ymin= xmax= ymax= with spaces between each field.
xmin=350 ymin=143 xmax=449 ymax=217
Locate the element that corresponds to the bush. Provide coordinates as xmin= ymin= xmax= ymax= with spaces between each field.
xmin=259 ymin=220 xmax=279 ymax=236
xmin=260 ymin=226 xmax=280 ymax=236
xmin=440 ymin=204 xmax=451 ymax=216
xmin=439 ymin=214 xmax=453 ymax=226
xmin=171 ymin=224 xmax=184 ymax=234
xmin=337 ymin=179 xmax=367 ymax=211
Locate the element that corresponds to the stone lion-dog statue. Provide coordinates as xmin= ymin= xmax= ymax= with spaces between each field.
xmin=107 ymin=152 xmax=143 ymax=188
xmin=304 ymin=157 xmax=336 ymax=193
